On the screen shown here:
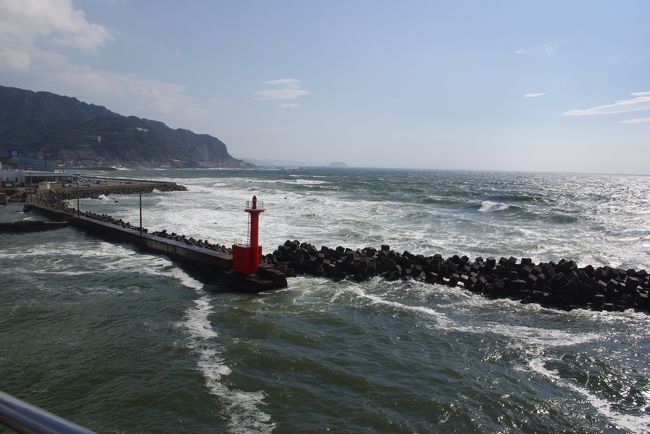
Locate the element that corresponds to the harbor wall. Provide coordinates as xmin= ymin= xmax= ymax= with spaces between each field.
xmin=29 ymin=203 xmax=232 ymax=271
xmin=269 ymin=240 xmax=650 ymax=313
xmin=28 ymin=198 xmax=287 ymax=292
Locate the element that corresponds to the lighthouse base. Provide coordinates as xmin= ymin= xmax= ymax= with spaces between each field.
xmin=232 ymin=244 xmax=263 ymax=274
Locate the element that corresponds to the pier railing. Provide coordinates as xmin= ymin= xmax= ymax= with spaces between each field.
xmin=0 ymin=390 xmax=95 ymax=434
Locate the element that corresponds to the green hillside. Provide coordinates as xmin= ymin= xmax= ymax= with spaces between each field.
xmin=0 ymin=85 xmax=248 ymax=167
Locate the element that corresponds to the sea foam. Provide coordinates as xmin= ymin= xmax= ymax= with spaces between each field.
xmin=173 ymin=268 xmax=275 ymax=434
xmin=478 ymin=200 xmax=511 ymax=213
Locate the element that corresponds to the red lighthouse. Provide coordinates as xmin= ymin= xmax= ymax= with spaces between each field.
xmin=232 ymin=195 xmax=265 ymax=274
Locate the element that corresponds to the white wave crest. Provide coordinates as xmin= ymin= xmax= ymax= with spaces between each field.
xmin=160 ymin=266 xmax=204 ymax=291
xmin=31 ymin=270 xmax=98 ymax=276
xmin=1 ymin=241 xmax=133 ymax=260
xmin=478 ymin=200 xmax=510 ymax=213
xmin=348 ymin=286 xmax=598 ymax=348
xmin=292 ymin=179 xmax=327 ymax=185
xmin=528 ymin=355 xmax=650 ymax=432
xmin=185 ymin=298 xmax=219 ymax=339
xmin=181 ymin=284 xmax=275 ymax=433
xmin=347 ymin=284 xmax=649 ymax=431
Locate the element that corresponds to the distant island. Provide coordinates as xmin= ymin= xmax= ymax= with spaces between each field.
xmin=0 ymin=85 xmax=251 ymax=169
xmin=329 ymin=161 xmax=347 ymax=168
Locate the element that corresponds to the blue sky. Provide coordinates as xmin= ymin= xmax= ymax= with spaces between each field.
xmin=0 ymin=0 xmax=648 ymax=173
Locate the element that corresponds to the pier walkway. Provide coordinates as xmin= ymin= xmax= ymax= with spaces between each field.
xmin=27 ymin=182 xmax=287 ymax=292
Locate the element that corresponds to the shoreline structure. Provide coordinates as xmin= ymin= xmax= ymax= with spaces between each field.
xmin=22 ymin=176 xmax=650 ymax=313
xmin=269 ymin=241 xmax=649 ymax=313
xmin=27 ymin=178 xmax=287 ymax=292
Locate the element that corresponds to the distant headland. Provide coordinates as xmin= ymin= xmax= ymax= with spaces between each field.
xmin=0 ymin=85 xmax=252 ymax=169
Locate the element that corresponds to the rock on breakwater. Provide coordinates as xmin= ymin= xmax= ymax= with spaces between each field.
xmin=35 ymin=190 xmax=230 ymax=254
xmin=269 ymin=240 xmax=650 ymax=313
xmin=53 ymin=181 xmax=187 ymax=201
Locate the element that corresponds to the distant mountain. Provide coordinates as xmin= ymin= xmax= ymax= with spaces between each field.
xmin=0 ymin=85 xmax=251 ymax=168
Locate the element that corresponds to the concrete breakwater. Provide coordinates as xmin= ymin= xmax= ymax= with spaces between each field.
xmin=52 ymin=180 xmax=186 ymax=200
xmin=44 ymin=189 xmax=231 ymax=254
xmin=28 ymin=188 xmax=287 ymax=292
xmin=62 ymin=208 xmax=231 ymax=254
xmin=269 ymin=240 xmax=650 ymax=313
xmin=35 ymin=180 xmax=227 ymax=252
xmin=0 ymin=220 xmax=70 ymax=233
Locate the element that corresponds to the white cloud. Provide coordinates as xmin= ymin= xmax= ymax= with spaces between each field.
xmin=0 ymin=0 xmax=112 ymax=52
xmin=0 ymin=0 xmax=209 ymax=124
xmin=620 ymin=117 xmax=650 ymax=124
xmin=0 ymin=48 xmax=31 ymax=71
xmin=256 ymin=88 xmax=308 ymax=100
xmin=255 ymin=78 xmax=309 ymax=111
xmin=523 ymin=92 xmax=545 ymax=98
xmin=262 ymin=79 xmax=301 ymax=87
xmin=563 ymin=92 xmax=650 ymax=116
xmin=515 ymin=43 xmax=557 ymax=57
xmin=40 ymin=62 xmax=208 ymax=119
xmin=255 ymin=78 xmax=309 ymax=101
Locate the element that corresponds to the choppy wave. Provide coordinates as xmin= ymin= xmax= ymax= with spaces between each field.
xmin=490 ymin=193 xmax=545 ymax=202
xmin=527 ymin=353 xmax=650 ymax=432
xmin=478 ymin=200 xmax=513 ymax=213
xmin=421 ymin=196 xmax=468 ymax=206
xmin=340 ymin=281 xmax=650 ymax=431
xmin=548 ymin=213 xmax=579 ymax=224
xmin=5 ymin=167 xmax=650 ymax=432
xmin=346 ymin=284 xmax=598 ymax=348
xmin=288 ymin=179 xmax=328 ymax=185
xmin=172 ymin=268 xmax=275 ymax=434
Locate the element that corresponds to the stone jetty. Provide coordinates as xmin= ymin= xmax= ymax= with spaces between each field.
xmin=0 ymin=220 xmax=70 ymax=233
xmin=52 ymin=181 xmax=186 ymax=201
xmin=269 ymin=240 xmax=650 ymax=313
xmin=29 ymin=188 xmax=288 ymax=292
xmin=37 ymin=189 xmax=231 ymax=254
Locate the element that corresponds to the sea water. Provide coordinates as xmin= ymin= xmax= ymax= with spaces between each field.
xmin=1 ymin=168 xmax=649 ymax=433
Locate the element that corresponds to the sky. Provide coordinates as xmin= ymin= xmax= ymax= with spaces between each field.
xmin=0 ymin=0 xmax=648 ymax=174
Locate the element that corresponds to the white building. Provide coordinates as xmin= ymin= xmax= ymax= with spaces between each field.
xmin=0 ymin=169 xmax=75 ymax=185
xmin=1 ymin=169 xmax=24 ymax=184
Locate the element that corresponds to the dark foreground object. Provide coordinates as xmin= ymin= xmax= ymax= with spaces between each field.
xmin=269 ymin=240 xmax=650 ymax=313
xmin=0 ymin=220 xmax=70 ymax=233
xmin=0 ymin=390 xmax=95 ymax=434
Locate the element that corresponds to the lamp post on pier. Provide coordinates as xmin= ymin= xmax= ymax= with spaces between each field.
xmin=139 ymin=193 xmax=143 ymax=236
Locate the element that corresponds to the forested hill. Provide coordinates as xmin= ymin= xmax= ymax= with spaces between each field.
xmin=0 ymin=85 xmax=249 ymax=167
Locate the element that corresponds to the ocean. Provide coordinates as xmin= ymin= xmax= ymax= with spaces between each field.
xmin=1 ymin=168 xmax=649 ymax=433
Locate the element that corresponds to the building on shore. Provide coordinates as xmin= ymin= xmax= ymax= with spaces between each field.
xmin=1 ymin=169 xmax=75 ymax=188
xmin=1 ymin=154 xmax=75 ymax=188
